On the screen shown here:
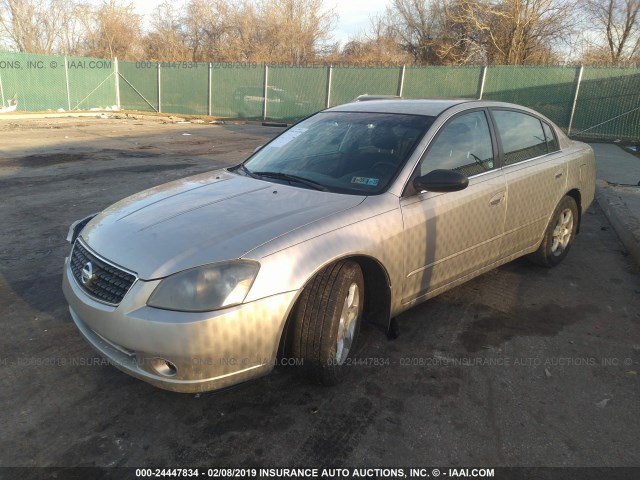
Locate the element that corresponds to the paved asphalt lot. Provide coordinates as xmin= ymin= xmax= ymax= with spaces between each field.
xmin=0 ymin=117 xmax=638 ymax=469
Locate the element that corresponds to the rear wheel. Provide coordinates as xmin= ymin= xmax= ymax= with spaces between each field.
xmin=291 ymin=260 xmax=364 ymax=385
xmin=528 ymin=195 xmax=578 ymax=267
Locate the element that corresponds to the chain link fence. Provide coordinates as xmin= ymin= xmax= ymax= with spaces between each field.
xmin=1 ymin=51 xmax=639 ymax=141
xmin=481 ymin=65 xmax=578 ymax=129
xmin=0 ymin=52 xmax=118 ymax=111
xmin=403 ymin=65 xmax=483 ymax=99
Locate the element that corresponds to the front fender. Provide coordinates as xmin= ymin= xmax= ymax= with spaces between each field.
xmin=243 ymin=197 xmax=405 ymax=317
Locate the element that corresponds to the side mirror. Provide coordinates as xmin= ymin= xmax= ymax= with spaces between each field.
xmin=413 ymin=169 xmax=469 ymax=193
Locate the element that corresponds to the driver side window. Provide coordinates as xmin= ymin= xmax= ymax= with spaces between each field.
xmin=419 ymin=111 xmax=495 ymax=178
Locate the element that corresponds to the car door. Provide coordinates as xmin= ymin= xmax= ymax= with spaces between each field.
xmin=400 ymin=109 xmax=507 ymax=305
xmin=490 ymin=109 xmax=567 ymax=257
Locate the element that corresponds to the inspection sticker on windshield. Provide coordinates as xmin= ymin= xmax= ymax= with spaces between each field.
xmin=351 ymin=176 xmax=379 ymax=186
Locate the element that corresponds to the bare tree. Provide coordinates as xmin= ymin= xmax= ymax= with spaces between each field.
xmin=383 ymin=0 xmax=577 ymax=65
xmin=143 ymin=1 xmax=190 ymax=61
xmin=0 ymin=0 xmax=75 ymax=53
xmin=445 ymin=0 xmax=577 ymax=64
xmin=58 ymin=0 xmax=89 ymax=55
xmin=171 ymin=0 xmax=336 ymax=64
xmin=179 ymin=0 xmax=229 ymax=62
xmin=81 ymin=0 xmax=142 ymax=60
xmin=336 ymin=15 xmax=411 ymax=65
xmin=382 ymin=0 xmax=454 ymax=64
xmin=583 ymin=0 xmax=640 ymax=63
xmin=0 ymin=0 xmax=337 ymax=64
xmin=257 ymin=0 xmax=336 ymax=63
xmin=224 ymin=1 xmax=263 ymax=62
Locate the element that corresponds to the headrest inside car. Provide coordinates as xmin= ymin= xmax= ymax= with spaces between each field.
xmin=372 ymin=128 xmax=398 ymax=151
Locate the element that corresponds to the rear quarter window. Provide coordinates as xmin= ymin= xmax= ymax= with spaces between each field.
xmin=542 ymin=121 xmax=560 ymax=153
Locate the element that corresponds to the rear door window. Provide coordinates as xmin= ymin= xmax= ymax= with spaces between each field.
xmin=492 ymin=110 xmax=548 ymax=165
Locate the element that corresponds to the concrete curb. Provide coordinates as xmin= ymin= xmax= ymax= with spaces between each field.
xmin=595 ymin=182 xmax=640 ymax=266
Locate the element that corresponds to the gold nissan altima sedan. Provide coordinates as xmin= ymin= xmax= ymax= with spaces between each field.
xmin=63 ymin=99 xmax=596 ymax=393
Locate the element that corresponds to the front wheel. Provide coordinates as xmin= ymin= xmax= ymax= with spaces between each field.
xmin=528 ymin=195 xmax=579 ymax=267
xmin=291 ymin=260 xmax=364 ymax=385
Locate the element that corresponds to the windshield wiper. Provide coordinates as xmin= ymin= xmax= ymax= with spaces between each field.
xmin=234 ymin=164 xmax=259 ymax=178
xmin=252 ymin=171 xmax=330 ymax=192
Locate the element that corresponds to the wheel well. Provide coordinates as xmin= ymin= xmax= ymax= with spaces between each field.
xmin=566 ymin=189 xmax=582 ymax=234
xmin=350 ymin=256 xmax=392 ymax=330
xmin=277 ymin=255 xmax=392 ymax=357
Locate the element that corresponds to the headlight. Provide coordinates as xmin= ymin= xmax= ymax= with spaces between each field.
xmin=147 ymin=261 xmax=260 ymax=312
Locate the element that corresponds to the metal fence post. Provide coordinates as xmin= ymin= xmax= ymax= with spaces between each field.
xmin=157 ymin=62 xmax=162 ymax=113
xmin=208 ymin=63 xmax=212 ymax=116
xmin=325 ymin=64 xmax=333 ymax=108
xmin=0 ymin=72 xmax=5 ymax=107
xmin=397 ymin=65 xmax=406 ymax=97
xmin=478 ymin=65 xmax=487 ymax=100
xmin=64 ymin=56 xmax=71 ymax=111
xmin=262 ymin=64 xmax=269 ymax=120
xmin=567 ymin=65 xmax=584 ymax=136
xmin=114 ymin=57 xmax=120 ymax=109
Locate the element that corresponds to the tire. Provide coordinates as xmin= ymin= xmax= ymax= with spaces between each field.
xmin=291 ymin=260 xmax=364 ymax=385
xmin=528 ymin=195 xmax=579 ymax=267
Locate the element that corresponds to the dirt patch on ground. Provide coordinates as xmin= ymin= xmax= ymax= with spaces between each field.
xmin=18 ymin=153 xmax=88 ymax=167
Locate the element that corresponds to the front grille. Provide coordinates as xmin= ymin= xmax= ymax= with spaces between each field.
xmin=70 ymin=241 xmax=136 ymax=305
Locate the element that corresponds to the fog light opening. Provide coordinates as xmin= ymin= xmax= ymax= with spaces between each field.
xmin=150 ymin=358 xmax=177 ymax=377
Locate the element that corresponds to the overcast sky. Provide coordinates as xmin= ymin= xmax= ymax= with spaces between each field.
xmin=129 ymin=0 xmax=390 ymax=46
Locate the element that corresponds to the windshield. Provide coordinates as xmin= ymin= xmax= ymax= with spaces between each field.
xmin=240 ymin=111 xmax=434 ymax=195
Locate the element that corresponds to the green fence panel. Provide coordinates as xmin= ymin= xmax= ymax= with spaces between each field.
xmin=266 ymin=66 xmax=327 ymax=121
xmin=403 ymin=66 xmax=482 ymax=99
xmin=3 ymin=51 xmax=640 ymax=141
xmin=483 ymin=66 xmax=577 ymax=128
xmin=212 ymin=64 xmax=265 ymax=119
xmin=0 ymin=51 xmax=68 ymax=111
xmin=67 ymin=55 xmax=116 ymax=110
xmin=119 ymin=61 xmax=159 ymax=112
xmin=571 ymin=67 xmax=640 ymax=140
xmin=160 ymin=63 xmax=209 ymax=115
xmin=330 ymin=67 xmax=400 ymax=107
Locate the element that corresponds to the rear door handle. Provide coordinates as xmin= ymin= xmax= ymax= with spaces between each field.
xmin=489 ymin=192 xmax=504 ymax=206
xmin=554 ymin=170 xmax=563 ymax=179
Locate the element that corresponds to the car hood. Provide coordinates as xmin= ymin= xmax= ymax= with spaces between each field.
xmin=80 ymin=170 xmax=364 ymax=279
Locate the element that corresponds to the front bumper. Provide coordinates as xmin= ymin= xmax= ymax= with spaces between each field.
xmin=62 ymin=257 xmax=298 ymax=393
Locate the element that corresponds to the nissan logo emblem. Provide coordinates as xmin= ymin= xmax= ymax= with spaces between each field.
xmin=81 ymin=261 xmax=96 ymax=287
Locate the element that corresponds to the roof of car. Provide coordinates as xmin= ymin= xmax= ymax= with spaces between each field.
xmin=327 ymin=99 xmax=475 ymax=116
